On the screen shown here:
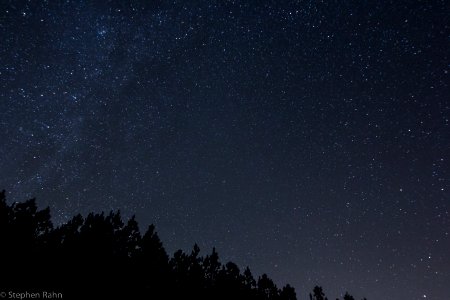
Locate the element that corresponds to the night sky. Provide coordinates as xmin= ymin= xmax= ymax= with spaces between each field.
xmin=1 ymin=1 xmax=449 ymax=299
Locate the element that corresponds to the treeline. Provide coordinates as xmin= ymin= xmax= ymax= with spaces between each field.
xmin=0 ymin=190 xmax=365 ymax=299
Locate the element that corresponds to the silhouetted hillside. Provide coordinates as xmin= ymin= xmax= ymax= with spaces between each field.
xmin=0 ymin=190 xmax=365 ymax=299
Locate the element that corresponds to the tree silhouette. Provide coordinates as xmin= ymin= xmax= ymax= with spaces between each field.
xmin=280 ymin=284 xmax=297 ymax=300
xmin=310 ymin=286 xmax=328 ymax=300
xmin=0 ymin=190 xmax=367 ymax=299
xmin=203 ymin=247 xmax=221 ymax=284
xmin=343 ymin=292 xmax=355 ymax=300
xmin=257 ymin=273 xmax=279 ymax=299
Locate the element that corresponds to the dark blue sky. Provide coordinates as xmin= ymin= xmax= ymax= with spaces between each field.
xmin=1 ymin=1 xmax=449 ymax=299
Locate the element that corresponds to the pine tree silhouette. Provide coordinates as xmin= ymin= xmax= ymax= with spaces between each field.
xmin=343 ymin=292 xmax=355 ymax=300
xmin=0 ymin=190 xmax=367 ymax=300
xmin=280 ymin=284 xmax=297 ymax=300
xmin=310 ymin=286 xmax=328 ymax=300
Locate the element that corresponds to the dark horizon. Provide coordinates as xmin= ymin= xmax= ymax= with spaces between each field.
xmin=1 ymin=189 xmax=354 ymax=300
xmin=1 ymin=1 xmax=449 ymax=299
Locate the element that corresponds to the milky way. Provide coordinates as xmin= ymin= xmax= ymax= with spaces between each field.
xmin=1 ymin=1 xmax=449 ymax=299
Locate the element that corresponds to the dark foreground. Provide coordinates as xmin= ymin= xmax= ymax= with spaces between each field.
xmin=0 ymin=190 xmax=364 ymax=300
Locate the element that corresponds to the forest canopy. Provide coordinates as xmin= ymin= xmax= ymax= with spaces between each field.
xmin=0 ymin=190 xmax=364 ymax=300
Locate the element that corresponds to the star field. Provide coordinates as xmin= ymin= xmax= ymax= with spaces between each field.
xmin=1 ymin=1 xmax=449 ymax=299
